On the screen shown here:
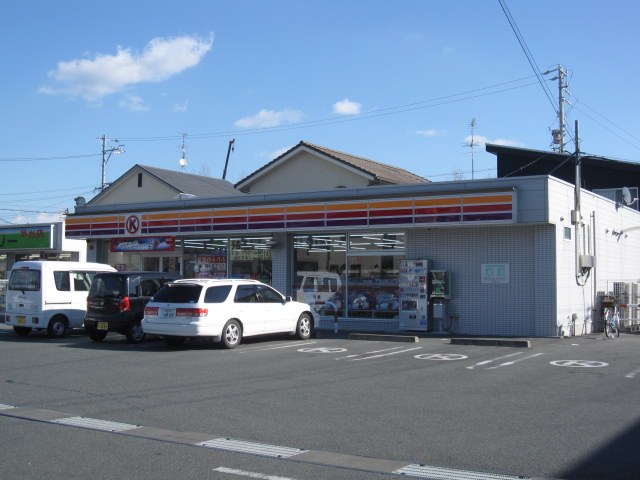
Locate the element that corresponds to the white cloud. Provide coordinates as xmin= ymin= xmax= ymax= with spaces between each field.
xmin=12 ymin=212 xmax=64 ymax=224
xmin=235 ymin=109 xmax=303 ymax=128
xmin=173 ymin=100 xmax=189 ymax=112
xmin=416 ymin=129 xmax=446 ymax=137
xmin=119 ymin=95 xmax=149 ymax=111
xmin=41 ymin=34 xmax=214 ymax=101
xmin=333 ymin=98 xmax=362 ymax=115
xmin=465 ymin=135 xmax=524 ymax=148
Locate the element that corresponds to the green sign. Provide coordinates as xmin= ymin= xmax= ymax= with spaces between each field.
xmin=0 ymin=226 xmax=53 ymax=250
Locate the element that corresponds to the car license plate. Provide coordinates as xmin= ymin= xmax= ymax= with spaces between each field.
xmin=159 ymin=308 xmax=175 ymax=318
xmin=17 ymin=316 xmax=26 ymax=325
xmin=97 ymin=322 xmax=109 ymax=330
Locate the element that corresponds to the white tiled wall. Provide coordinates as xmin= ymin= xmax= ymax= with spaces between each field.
xmin=406 ymin=224 xmax=556 ymax=337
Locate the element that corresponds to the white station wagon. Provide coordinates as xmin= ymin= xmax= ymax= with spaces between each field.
xmin=142 ymin=279 xmax=314 ymax=348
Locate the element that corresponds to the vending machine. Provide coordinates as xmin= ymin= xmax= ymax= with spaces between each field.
xmin=398 ymin=259 xmax=430 ymax=331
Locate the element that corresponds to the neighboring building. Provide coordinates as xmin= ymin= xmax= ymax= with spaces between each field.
xmin=0 ymin=222 xmax=87 ymax=314
xmin=64 ymin=142 xmax=640 ymax=337
xmin=236 ymin=141 xmax=429 ymax=193
xmin=487 ymin=143 xmax=640 ymax=209
xmin=85 ymin=164 xmax=242 ymax=206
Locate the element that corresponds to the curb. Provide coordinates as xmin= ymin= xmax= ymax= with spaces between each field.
xmin=347 ymin=333 xmax=420 ymax=343
xmin=450 ymin=337 xmax=531 ymax=348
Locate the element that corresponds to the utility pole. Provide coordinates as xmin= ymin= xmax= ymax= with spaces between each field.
xmin=98 ymin=135 xmax=125 ymax=191
xmin=222 ymin=139 xmax=235 ymax=180
xmin=548 ymin=64 xmax=569 ymax=153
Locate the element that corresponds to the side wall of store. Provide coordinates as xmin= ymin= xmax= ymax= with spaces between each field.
xmin=405 ymin=224 xmax=556 ymax=337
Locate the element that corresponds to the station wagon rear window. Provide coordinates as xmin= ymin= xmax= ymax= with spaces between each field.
xmin=152 ymin=284 xmax=203 ymax=303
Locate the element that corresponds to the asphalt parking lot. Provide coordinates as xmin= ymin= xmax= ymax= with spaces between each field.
xmin=1 ymin=323 xmax=639 ymax=480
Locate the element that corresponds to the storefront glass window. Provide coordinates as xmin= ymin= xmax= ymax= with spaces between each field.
xmin=230 ymin=237 xmax=273 ymax=284
xmin=293 ymin=233 xmax=404 ymax=321
xmin=293 ymin=234 xmax=347 ymax=317
xmin=181 ymin=238 xmax=228 ymax=278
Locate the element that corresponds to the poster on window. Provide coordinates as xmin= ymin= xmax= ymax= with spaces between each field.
xmin=195 ymin=254 xmax=227 ymax=278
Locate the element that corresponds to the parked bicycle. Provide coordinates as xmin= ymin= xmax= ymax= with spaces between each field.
xmin=602 ymin=295 xmax=620 ymax=338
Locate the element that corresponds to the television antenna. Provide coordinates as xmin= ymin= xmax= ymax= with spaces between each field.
xmin=179 ymin=133 xmax=188 ymax=171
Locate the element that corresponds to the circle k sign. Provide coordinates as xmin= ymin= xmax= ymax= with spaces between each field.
xmin=125 ymin=215 xmax=141 ymax=235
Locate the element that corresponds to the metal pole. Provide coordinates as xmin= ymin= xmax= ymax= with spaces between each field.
xmin=558 ymin=65 xmax=566 ymax=153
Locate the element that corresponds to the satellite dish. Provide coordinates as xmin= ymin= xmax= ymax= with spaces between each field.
xmin=179 ymin=158 xmax=188 ymax=167
xmin=622 ymin=187 xmax=637 ymax=206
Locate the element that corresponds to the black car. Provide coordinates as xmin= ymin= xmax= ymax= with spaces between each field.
xmin=84 ymin=271 xmax=182 ymax=343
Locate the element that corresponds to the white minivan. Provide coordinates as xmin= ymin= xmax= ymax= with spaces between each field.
xmin=5 ymin=261 xmax=116 ymax=338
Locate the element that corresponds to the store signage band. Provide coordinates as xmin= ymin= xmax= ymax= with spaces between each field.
xmin=66 ymin=192 xmax=516 ymax=238
xmin=0 ymin=225 xmax=53 ymax=250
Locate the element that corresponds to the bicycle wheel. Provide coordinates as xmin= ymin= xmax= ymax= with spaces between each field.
xmin=612 ymin=313 xmax=620 ymax=338
xmin=604 ymin=309 xmax=613 ymax=338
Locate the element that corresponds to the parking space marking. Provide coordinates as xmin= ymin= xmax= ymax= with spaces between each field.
xmin=414 ymin=353 xmax=468 ymax=361
xmin=350 ymin=346 xmax=422 ymax=361
xmin=334 ymin=346 xmax=403 ymax=360
xmin=213 ymin=467 xmax=299 ymax=480
xmin=550 ymin=359 xmax=608 ymax=368
xmin=297 ymin=347 xmax=347 ymax=354
xmin=625 ymin=367 xmax=640 ymax=379
xmin=466 ymin=352 xmax=523 ymax=370
xmin=238 ymin=341 xmax=317 ymax=353
xmin=486 ymin=353 xmax=544 ymax=370
xmin=0 ymin=401 xmax=534 ymax=480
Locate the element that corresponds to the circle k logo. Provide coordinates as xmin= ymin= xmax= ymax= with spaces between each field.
xmin=125 ymin=215 xmax=141 ymax=235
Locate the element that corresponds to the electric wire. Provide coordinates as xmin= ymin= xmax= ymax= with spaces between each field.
xmin=498 ymin=0 xmax=557 ymax=113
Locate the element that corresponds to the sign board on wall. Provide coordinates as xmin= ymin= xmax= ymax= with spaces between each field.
xmin=110 ymin=237 xmax=175 ymax=252
xmin=0 ymin=226 xmax=53 ymax=250
xmin=481 ymin=264 xmax=509 ymax=284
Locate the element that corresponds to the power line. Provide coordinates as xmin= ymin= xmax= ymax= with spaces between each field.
xmin=498 ymin=0 xmax=557 ymax=112
xmin=117 ymin=76 xmax=542 ymax=142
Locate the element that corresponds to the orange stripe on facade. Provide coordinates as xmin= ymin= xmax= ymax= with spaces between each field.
xmin=414 ymin=197 xmax=460 ymax=207
xmin=249 ymin=206 xmax=286 ymax=215
xmin=90 ymin=216 xmax=124 ymax=223
xmin=144 ymin=212 xmax=179 ymax=220
xmin=286 ymin=205 xmax=324 ymax=213
xmin=180 ymin=211 xmax=213 ymax=219
xmin=463 ymin=194 xmax=513 ymax=205
xmin=326 ymin=202 xmax=368 ymax=211
xmin=214 ymin=209 xmax=248 ymax=217
xmin=369 ymin=200 xmax=413 ymax=209
xmin=65 ymin=217 xmax=92 ymax=224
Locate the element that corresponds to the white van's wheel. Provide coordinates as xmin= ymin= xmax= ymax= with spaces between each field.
xmin=47 ymin=316 xmax=67 ymax=338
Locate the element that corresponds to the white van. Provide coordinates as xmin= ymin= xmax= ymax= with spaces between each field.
xmin=5 ymin=261 xmax=116 ymax=338
xmin=294 ymin=271 xmax=342 ymax=315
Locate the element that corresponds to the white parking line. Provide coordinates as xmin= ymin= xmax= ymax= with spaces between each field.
xmin=624 ymin=367 xmax=640 ymax=379
xmin=238 ymin=341 xmax=317 ymax=353
xmin=213 ymin=467 xmax=298 ymax=480
xmin=350 ymin=346 xmax=423 ymax=361
xmin=335 ymin=346 xmax=403 ymax=360
xmin=486 ymin=353 xmax=544 ymax=370
xmin=466 ymin=352 xmax=523 ymax=370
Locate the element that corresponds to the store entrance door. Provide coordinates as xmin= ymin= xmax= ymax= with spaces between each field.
xmin=142 ymin=255 xmax=181 ymax=274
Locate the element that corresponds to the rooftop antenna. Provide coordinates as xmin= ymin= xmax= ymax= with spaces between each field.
xmin=179 ymin=133 xmax=188 ymax=171
xmin=222 ymin=139 xmax=235 ymax=180
xmin=464 ymin=118 xmax=480 ymax=179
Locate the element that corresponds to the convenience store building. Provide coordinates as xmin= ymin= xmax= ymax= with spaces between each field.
xmin=64 ymin=143 xmax=640 ymax=337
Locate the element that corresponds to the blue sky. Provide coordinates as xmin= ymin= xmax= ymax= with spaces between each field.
xmin=2 ymin=0 xmax=639 ymax=224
